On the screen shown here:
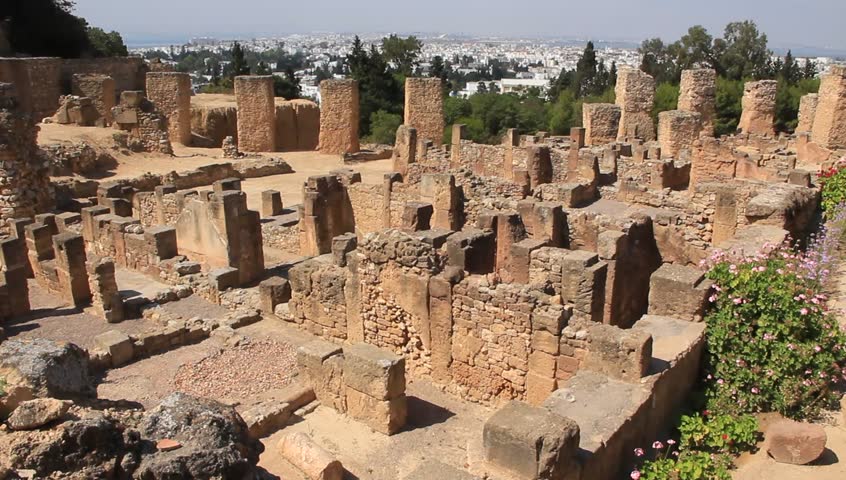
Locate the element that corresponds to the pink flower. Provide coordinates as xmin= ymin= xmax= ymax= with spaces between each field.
xmin=814 ymin=345 xmax=822 ymax=352
xmin=717 ymin=379 xmax=725 ymax=385
xmin=653 ymin=441 xmax=664 ymax=449
xmin=634 ymin=448 xmax=644 ymax=457
xmin=667 ymin=439 xmax=676 ymax=445
xmin=800 ymin=308 xmax=809 ymax=315
xmin=733 ymin=297 xmax=743 ymax=305
xmin=751 ymin=387 xmax=759 ymax=394
xmin=631 ymin=471 xmax=641 ymax=480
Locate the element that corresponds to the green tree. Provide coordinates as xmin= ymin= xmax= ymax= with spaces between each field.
xmin=477 ymin=81 xmax=488 ymax=94
xmin=255 ymin=61 xmax=272 ymax=75
xmin=802 ymin=58 xmax=818 ymax=79
xmin=652 ymin=82 xmax=680 ymax=124
xmin=548 ymin=90 xmax=579 ymax=134
xmin=717 ymin=20 xmax=771 ymax=80
xmin=380 ymin=34 xmax=422 ymax=78
xmin=86 ymin=26 xmax=127 ymax=57
xmin=673 ymin=25 xmax=715 ymax=71
xmin=774 ymin=77 xmax=820 ymax=133
xmin=273 ymin=68 xmax=301 ymax=99
xmin=1 ymin=0 xmax=92 ymax=58
xmin=639 ymin=38 xmax=677 ymax=84
xmin=430 ymin=55 xmax=451 ymax=94
xmin=714 ymin=77 xmax=744 ymax=136
xmin=364 ymin=110 xmax=403 ymax=144
xmin=780 ymin=50 xmax=801 ymax=84
xmin=231 ymin=42 xmax=250 ymax=78
xmin=345 ymin=36 xmax=403 ymax=137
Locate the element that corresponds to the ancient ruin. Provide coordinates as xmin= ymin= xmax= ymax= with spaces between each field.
xmin=0 ymin=47 xmax=844 ymax=480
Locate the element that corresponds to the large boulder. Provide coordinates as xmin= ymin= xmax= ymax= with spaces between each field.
xmin=0 ymin=339 xmax=93 ymax=415
xmin=134 ymin=392 xmax=263 ymax=479
xmin=767 ymin=419 xmax=827 ymax=465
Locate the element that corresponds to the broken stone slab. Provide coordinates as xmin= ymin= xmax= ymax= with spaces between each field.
xmin=767 ymin=419 xmax=827 ymax=465
xmin=7 ymin=398 xmax=72 ymax=430
xmin=277 ymin=432 xmax=344 ymax=480
xmin=242 ymin=401 xmax=292 ymax=439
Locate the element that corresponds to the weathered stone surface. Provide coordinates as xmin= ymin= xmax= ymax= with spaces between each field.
xmin=582 ymin=103 xmax=620 ymax=146
xmin=0 ymin=339 xmax=92 ymax=415
xmin=483 ymin=401 xmax=580 ymax=479
xmin=738 ymin=80 xmax=777 ymax=136
xmin=678 ymin=69 xmax=716 ymax=136
xmin=277 ymin=432 xmax=344 ymax=480
xmin=615 ymin=67 xmax=656 ymax=141
xmin=404 ymin=77 xmax=444 ymax=145
xmin=235 ymin=76 xmax=276 ymax=152
xmin=7 ymin=398 xmax=71 ymax=430
xmin=136 ymin=392 xmax=263 ymax=478
xmin=94 ymin=330 xmax=133 ymax=367
xmin=344 ymin=386 xmax=407 ymax=435
xmin=318 ymin=79 xmax=359 ymax=155
xmin=342 ymin=343 xmax=406 ymax=400
xmin=767 ymin=419 xmax=827 ymax=465
xmin=403 ymin=461 xmax=480 ymax=480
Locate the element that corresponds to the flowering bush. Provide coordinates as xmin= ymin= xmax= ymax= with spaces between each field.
xmin=702 ymin=241 xmax=846 ymax=419
xmin=678 ymin=413 xmax=758 ymax=455
xmin=820 ymin=159 xmax=846 ymax=213
xmin=631 ymin=422 xmax=741 ymax=480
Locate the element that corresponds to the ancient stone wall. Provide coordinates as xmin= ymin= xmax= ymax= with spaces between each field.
xmin=72 ymin=74 xmax=116 ymax=126
xmin=0 ymin=57 xmax=62 ymax=119
xmin=275 ymin=99 xmax=320 ymax=151
xmin=234 ymin=76 xmax=276 ymax=152
xmin=583 ymin=103 xmax=621 ymax=146
xmin=146 ymin=72 xmax=192 ymax=145
xmin=811 ymin=65 xmax=846 ymax=149
xmin=738 ymin=80 xmax=777 ymax=136
xmin=318 ymin=79 xmax=360 ymax=155
xmin=191 ymin=102 xmax=237 ymax=147
xmin=677 ymin=69 xmax=716 ymax=136
xmin=796 ymin=93 xmax=818 ymax=133
xmin=0 ymin=84 xmax=52 ymax=236
xmin=299 ymin=174 xmax=356 ymax=256
xmin=658 ymin=110 xmax=701 ymax=159
xmin=61 ymin=57 xmax=146 ymax=94
xmin=404 ymin=78 xmax=445 ymax=145
xmin=615 ymin=67 xmax=655 ymax=141
xmin=112 ymin=91 xmax=172 ymax=154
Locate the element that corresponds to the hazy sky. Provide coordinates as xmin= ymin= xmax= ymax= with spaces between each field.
xmin=73 ymin=0 xmax=846 ymax=50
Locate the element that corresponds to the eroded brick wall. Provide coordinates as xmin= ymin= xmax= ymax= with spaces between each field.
xmin=615 ymin=67 xmax=656 ymax=141
xmin=811 ymin=65 xmax=846 ymax=149
xmin=146 ymin=72 xmax=192 ymax=145
xmin=678 ymin=69 xmax=716 ymax=136
xmin=234 ymin=76 xmax=276 ymax=152
xmin=738 ymin=80 xmax=777 ymax=136
xmin=404 ymin=78 xmax=445 ymax=145
xmin=318 ymin=79 xmax=359 ymax=155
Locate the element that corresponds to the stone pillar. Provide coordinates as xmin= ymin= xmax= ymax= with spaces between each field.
xmin=299 ymin=174 xmax=355 ymax=256
xmin=261 ymin=190 xmax=283 ymax=217
xmin=210 ymin=191 xmax=265 ymax=285
xmin=811 ymin=65 xmax=846 ymax=149
xmin=678 ymin=69 xmax=716 ymax=136
xmin=615 ymin=67 xmax=656 ymax=141
xmin=796 ymin=93 xmax=819 ymax=133
xmin=583 ymin=103 xmax=621 ymax=146
xmin=145 ymin=72 xmax=192 ymax=145
xmin=527 ymin=146 xmax=552 ymax=189
xmin=392 ymin=124 xmax=417 ymax=177
xmin=234 ymin=76 xmax=276 ymax=152
xmin=72 ymin=74 xmax=116 ymax=126
xmin=420 ymin=174 xmax=460 ymax=231
xmin=0 ymin=84 xmax=51 ymax=236
xmin=53 ymin=233 xmax=91 ymax=306
xmin=658 ymin=110 xmax=702 ymax=159
xmin=502 ymin=128 xmax=519 ymax=179
xmin=450 ymin=124 xmax=465 ymax=167
xmin=318 ymin=79 xmax=360 ymax=155
xmin=0 ymin=237 xmax=30 ymax=316
xmin=87 ymin=256 xmax=124 ymax=323
xmin=493 ymin=212 xmax=526 ymax=277
xmin=738 ymin=80 xmax=777 ymax=136
xmin=404 ymin=77 xmax=444 ymax=145
xmin=343 ymin=343 xmax=408 ymax=435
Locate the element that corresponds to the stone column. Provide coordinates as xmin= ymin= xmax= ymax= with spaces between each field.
xmin=615 ymin=67 xmax=656 ymax=141
xmin=0 ymin=83 xmax=51 ymax=237
xmin=392 ymin=124 xmax=417 ymax=177
xmin=404 ymin=77 xmax=445 ymax=145
xmin=72 ymin=74 xmax=116 ymax=126
xmin=796 ymin=93 xmax=819 ymax=133
xmin=658 ymin=110 xmax=702 ymax=159
xmin=811 ymin=66 xmax=846 ymax=149
xmin=502 ymin=128 xmax=519 ymax=179
xmin=678 ymin=69 xmax=716 ymax=136
xmin=145 ymin=72 xmax=192 ymax=145
xmin=583 ymin=103 xmax=621 ymax=145
xmin=420 ymin=174 xmax=460 ymax=231
xmin=527 ymin=146 xmax=552 ymax=189
xmin=53 ymin=233 xmax=91 ymax=306
xmin=738 ymin=80 xmax=777 ymax=136
xmin=234 ymin=76 xmax=276 ymax=152
xmin=318 ymin=79 xmax=360 ymax=155
xmin=450 ymin=124 xmax=465 ymax=167
xmin=87 ymin=256 xmax=124 ymax=323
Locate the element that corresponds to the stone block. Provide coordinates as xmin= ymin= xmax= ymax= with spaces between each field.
xmin=647 ymin=263 xmax=711 ymax=321
xmin=209 ymin=267 xmax=240 ymax=291
xmin=402 ymin=202 xmax=433 ymax=232
xmin=331 ymin=233 xmax=357 ymax=267
xmin=94 ymin=330 xmax=134 ymax=367
xmin=483 ymin=401 xmax=580 ymax=479
xmin=278 ymin=432 xmax=344 ymax=480
xmin=582 ymin=323 xmax=652 ymax=382
xmin=260 ymin=277 xmax=292 ymax=314
xmin=767 ymin=419 xmax=826 ymax=465
xmin=344 ymin=386 xmax=407 ymax=435
xmin=342 ymin=343 xmax=405 ymax=400
xmin=297 ymin=340 xmax=346 ymax=412
xmin=261 ymin=190 xmax=283 ymax=217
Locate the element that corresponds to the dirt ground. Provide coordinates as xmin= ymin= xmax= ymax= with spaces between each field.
xmin=38 ymin=122 xmax=393 ymax=208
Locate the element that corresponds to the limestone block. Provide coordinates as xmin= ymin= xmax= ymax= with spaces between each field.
xmin=342 ymin=343 xmax=405 ymax=400
xmin=392 ymin=124 xmax=417 ymax=176
xmin=404 ymin=77 xmax=444 ymax=145
xmin=615 ymin=67 xmax=656 ymax=141
xmin=796 ymin=93 xmax=818 ymax=133
xmin=235 ymin=76 xmax=276 ymax=152
xmin=94 ymin=330 xmax=134 ymax=367
xmin=582 ymin=103 xmax=620 ymax=146
xmin=738 ymin=80 xmax=777 ymax=136
xmin=582 ymin=324 xmax=652 ymax=382
xmin=647 ymin=263 xmax=712 ymax=321
xmin=261 ymin=190 xmax=283 ymax=217
xmin=146 ymin=72 xmax=192 ymax=145
xmin=811 ymin=65 xmax=846 ymax=149
xmin=767 ymin=419 xmax=826 ymax=465
xmin=402 ymin=202 xmax=433 ymax=232
xmin=344 ymin=386 xmax=407 ymax=435
xmin=403 ymin=461 xmax=479 ymax=480
xmin=483 ymin=401 xmax=580 ymax=479
xmin=278 ymin=432 xmax=344 ymax=480
xmin=259 ymin=277 xmax=292 ymax=314
xmin=678 ymin=69 xmax=716 ymax=136
xmin=658 ymin=110 xmax=702 ymax=159
xmin=318 ymin=79 xmax=359 ymax=155
xmin=297 ymin=341 xmax=346 ymax=412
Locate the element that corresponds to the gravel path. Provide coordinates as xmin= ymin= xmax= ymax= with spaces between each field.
xmin=172 ymin=340 xmax=298 ymax=402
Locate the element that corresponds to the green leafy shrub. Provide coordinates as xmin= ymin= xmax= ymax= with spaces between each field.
xmin=679 ymin=413 xmax=759 ymax=455
xmin=820 ymin=160 xmax=846 ymax=213
xmin=363 ymin=110 xmax=403 ymax=145
xmin=703 ymin=243 xmax=846 ymax=419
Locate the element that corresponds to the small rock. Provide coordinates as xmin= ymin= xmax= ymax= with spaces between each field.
xmin=7 ymin=398 xmax=72 ymax=430
xmin=156 ymin=438 xmax=182 ymax=452
xmin=767 ymin=419 xmax=827 ymax=465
